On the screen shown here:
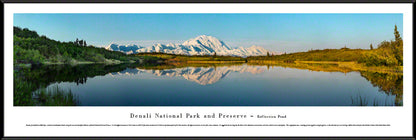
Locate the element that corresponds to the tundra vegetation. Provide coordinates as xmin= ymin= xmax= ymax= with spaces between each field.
xmin=247 ymin=25 xmax=403 ymax=73
xmin=13 ymin=26 xmax=162 ymax=105
xmin=13 ymin=25 xmax=403 ymax=106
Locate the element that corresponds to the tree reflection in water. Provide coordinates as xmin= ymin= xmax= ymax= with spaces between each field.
xmin=14 ymin=62 xmax=403 ymax=106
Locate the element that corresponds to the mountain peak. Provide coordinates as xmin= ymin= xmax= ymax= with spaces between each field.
xmin=106 ymin=43 xmax=142 ymax=53
xmin=184 ymin=35 xmax=219 ymax=44
xmin=105 ymin=35 xmax=281 ymax=57
xmin=194 ymin=35 xmax=215 ymax=40
xmin=182 ymin=35 xmax=232 ymax=51
xmin=197 ymin=35 xmax=209 ymax=38
xmin=106 ymin=43 xmax=119 ymax=50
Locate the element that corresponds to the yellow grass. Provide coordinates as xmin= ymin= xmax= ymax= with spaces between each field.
xmin=185 ymin=60 xmax=246 ymax=63
xmin=248 ymin=60 xmax=402 ymax=74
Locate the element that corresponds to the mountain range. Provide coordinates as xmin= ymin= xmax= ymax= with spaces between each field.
xmin=106 ymin=35 xmax=280 ymax=57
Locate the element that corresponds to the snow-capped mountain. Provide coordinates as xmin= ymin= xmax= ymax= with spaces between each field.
xmin=107 ymin=44 xmax=143 ymax=54
xmin=182 ymin=35 xmax=232 ymax=55
xmin=106 ymin=35 xmax=279 ymax=57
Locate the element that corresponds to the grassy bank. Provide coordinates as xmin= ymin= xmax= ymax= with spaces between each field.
xmin=247 ymin=25 xmax=403 ymax=70
xmin=136 ymin=50 xmax=403 ymax=74
xmin=14 ymin=70 xmax=79 ymax=106
xmin=41 ymin=58 xmax=125 ymax=65
xmin=33 ymin=86 xmax=79 ymax=106
xmin=248 ymin=60 xmax=402 ymax=74
xmin=294 ymin=61 xmax=403 ymax=74
xmin=185 ymin=60 xmax=246 ymax=63
xmin=135 ymin=52 xmax=246 ymax=62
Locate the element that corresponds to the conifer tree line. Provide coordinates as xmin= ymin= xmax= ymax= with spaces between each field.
xmin=73 ymin=38 xmax=87 ymax=47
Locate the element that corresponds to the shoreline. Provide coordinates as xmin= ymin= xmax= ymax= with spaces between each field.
xmin=247 ymin=60 xmax=402 ymax=74
xmin=15 ymin=59 xmax=139 ymax=67
xmin=15 ymin=59 xmax=402 ymax=74
xmin=182 ymin=60 xmax=246 ymax=64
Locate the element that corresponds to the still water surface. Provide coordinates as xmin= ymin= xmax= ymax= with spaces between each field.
xmin=40 ymin=63 xmax=402 ymax=106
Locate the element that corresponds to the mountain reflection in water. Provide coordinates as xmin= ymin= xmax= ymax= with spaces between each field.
xmin=109 ymin=65 xmax=265 ymax=85
xmin=14 ymin=63 xmax=403 ymax=106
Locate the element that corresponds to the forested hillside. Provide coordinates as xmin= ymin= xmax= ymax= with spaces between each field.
xmin=13 ymin=26 xmax=159 ymax=65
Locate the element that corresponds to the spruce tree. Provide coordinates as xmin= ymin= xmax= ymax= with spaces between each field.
xmin=394 ymin=25 xmax=402 ymax=43
xmin=393 ymin=25 xmax=403 ymax=66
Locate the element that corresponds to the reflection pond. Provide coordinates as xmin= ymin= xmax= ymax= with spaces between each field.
xmin=14 ymin=62 xmax=403 ymax=106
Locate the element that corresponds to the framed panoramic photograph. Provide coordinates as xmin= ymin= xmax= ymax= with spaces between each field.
xmin=2 ymin=2 xmax=414 ymax=140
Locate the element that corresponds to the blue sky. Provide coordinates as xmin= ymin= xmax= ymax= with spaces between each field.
xmin=14 ymin=13 xmax=403 ymax=53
